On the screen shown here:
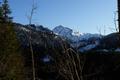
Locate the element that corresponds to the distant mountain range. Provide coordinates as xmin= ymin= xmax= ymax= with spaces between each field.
xmin=53 ymin=25 xmax=103 ymax=52
xmin=13 ymin=23 xmax=120 ymax=52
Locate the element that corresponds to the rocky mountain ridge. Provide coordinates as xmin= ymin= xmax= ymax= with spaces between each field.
xmin=53 ymin=25 xmax=120 ymax=52
xmin=13 ymin=23 xmax=120 ymax=52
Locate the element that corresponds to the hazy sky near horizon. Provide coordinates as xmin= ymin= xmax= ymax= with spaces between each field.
xmin=9 ymin=0 xmax=117 ymax=34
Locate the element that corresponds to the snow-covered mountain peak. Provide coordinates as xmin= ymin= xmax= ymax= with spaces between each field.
xmin=53 ymin=25 xmax=102 ymax=41
xmin=53 ymin=25 xmax=72 ymax=35
xmin=53 ymin=25 xmax=102 ymax=52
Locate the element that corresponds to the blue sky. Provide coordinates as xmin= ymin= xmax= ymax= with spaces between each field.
xmin=8 ymin=0 xmax=117 ymax=34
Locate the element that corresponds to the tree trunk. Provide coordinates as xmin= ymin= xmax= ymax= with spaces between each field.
xmin=118 ymin=0 xmax=120 ymax=33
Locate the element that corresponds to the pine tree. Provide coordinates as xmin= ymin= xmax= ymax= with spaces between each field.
xmin=1 ymin=0 xmax=12 ymax=22
xmin=0 ymin=1 xmax=26 ymax=79
xmin=0 ymin=2 xmax=3 ymax=22
xmin=0 ymin=7 xmax=2 ymax=17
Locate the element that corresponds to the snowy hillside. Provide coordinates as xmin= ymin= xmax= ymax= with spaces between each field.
xmin=53 ymin=25 xmax=102 ymax=52
xmin=53 ymin=25 xmax=102 ymax=41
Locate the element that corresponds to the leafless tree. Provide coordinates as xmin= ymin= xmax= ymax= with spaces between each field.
xmin=27 ymin=0 xmax=37 ymax=24
xmin=50 ymin=36 xmax=105 ymax=80
xmin=27 ymin=0 xmax=37 ymax=80
xmin=114 ymin=11 xmax=118 ymax=32
xmin=97 ymin=26 xmax=102 ymax=35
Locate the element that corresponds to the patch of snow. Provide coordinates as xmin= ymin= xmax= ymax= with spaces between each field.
xmin=115 ymin=48 xmax=120 ymax=52
xmin=72 ymin=31 xmax=81 ymax=36
xmin=54 ymin=35 xmax=58 ymax=39
xmin=54 ymin=32 xmax=58 ymax=35
xmin=42 ymin=55 xmax=51 ymax=62
xmin=79 ymin=33 xmax=101 ymax=40
xmin=21 ymin=27 xmax=30 ymax=32
xmin=79 ymin=44 xmax=96 ymax=52
xmin=79 ymin=40 xmax=100 ymax=52
xmin=101 ymin=49 xmax=109 ymax=52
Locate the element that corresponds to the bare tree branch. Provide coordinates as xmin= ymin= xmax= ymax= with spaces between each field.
xmin=114 ymin=11 xmax=119 ymax=32
xmin=26 ymin=0 xmax=38 ymax=80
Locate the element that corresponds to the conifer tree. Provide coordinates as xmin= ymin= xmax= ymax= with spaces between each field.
xmin=0 ymin=2 xmax=3 ymax=22
xmin=0 ymin=7 xmax=2 ymax=17
xmin=1 ymin=0 xmax=12 ymax=22
xmin=0 ymin=0 xmax=26 ymax=79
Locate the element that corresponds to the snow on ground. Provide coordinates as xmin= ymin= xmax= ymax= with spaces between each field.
xmin=115 ymin=48 xmax=120 ymax=52
xmin=98 ymin=49 xmax=109 ymax=52
xmin=72 ymin=31 xmax=81 ymax=36
xmin=21 ymin=27 xmax=30 ymax=32
xmin=42 ymin=55 xmax=51 ymax=63
xmin=79 ymin=44 xmax=97 ymax=52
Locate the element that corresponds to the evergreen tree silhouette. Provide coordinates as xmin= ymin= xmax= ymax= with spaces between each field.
xmin=1 ymin=0 xmax=12 ymax=22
